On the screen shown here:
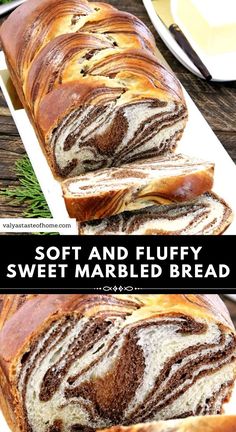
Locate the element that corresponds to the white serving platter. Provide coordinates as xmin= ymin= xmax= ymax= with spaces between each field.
xmin=143 ymin=0 xmax=236 ymax=82
xmin=0 ymin=50 xmax=236 ymax=234
xmin=0 ymin=411 xmax=9 ymax=432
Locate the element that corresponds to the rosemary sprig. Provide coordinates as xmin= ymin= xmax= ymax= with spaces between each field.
xmin=0 ymin=156 xmax=51 ymax=218
xmin=0 ymin=156 xmax=58 ymax=234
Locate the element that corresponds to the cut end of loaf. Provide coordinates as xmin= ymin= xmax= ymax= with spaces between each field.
xmin=11 ymin=307 xmax=236 ymax=432
xmin=0 ymin=295 xmax=235 ymax=432
xmin=79 ymin=192 xmax=233 ymax=235
xmin=47 ymin=97 xmax=187 ymax=178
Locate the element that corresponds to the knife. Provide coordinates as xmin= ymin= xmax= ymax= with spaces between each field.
xmin=0 ymin=0 xmax=26 ymax=17
xmin=152 ymin=0 xmax=212 ymax=81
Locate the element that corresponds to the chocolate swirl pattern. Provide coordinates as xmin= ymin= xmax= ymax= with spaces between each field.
xmin=62 ymin=153 xmax=214 ymax=222
xmin=0 ymin=0 xmax=187 ymax=177
xmin=80 ymin=192 xmax=233 ymax=235
xmin=0 ymin=295 xmax=235 ymax=432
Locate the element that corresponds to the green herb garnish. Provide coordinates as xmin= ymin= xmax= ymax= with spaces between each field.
xmin=0 ymin=156 xmax=51 ymax=218
xmin=0 ymin=156 xmax=59 ymax=234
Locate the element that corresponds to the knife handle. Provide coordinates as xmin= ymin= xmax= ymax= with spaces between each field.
xmin=169 ymin=23 xmax=212 ymax=81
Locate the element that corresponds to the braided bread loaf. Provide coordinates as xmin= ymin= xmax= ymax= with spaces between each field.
xmin=62 ymin=153 xmax=214 ymax=222
xmin=0 ymin=0 xmax=187 ymax=178
xmin=0 ymin=294 xmax=235 ymax=432
xmin=100 ymin=417 xmax=236 ymax=432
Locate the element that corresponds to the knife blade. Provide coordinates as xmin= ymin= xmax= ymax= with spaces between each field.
xmin=152 ymin=0 xmax=212 ymax=81
xmin=0 ymin=0 xmax=26 ymax=17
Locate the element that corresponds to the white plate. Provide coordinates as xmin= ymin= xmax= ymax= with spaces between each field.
xmin=0 ymin=50 xmax=236 ymax=234
xmin=143 ymin=0 xmax=236 ymax=82
xmin=0 ymin=412 xmax=9 ymax=432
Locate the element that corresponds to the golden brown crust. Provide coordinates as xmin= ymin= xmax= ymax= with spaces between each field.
xmin=1 ymin=0 xmax=100 ymax=78
xmin=36 ymin=81 xmax=125 ymax=140
xmin=0 ymin=0 xmax=155 ymax=78
xmin=0 ymin=294 xmax=36 ymax=331
xmin=100 ymin=416 xmax=236 ymax=432
xmin=0 ymin=0 xmax=187 ymax=179
xmin=0 ymin=295 xmax=4 ymax=316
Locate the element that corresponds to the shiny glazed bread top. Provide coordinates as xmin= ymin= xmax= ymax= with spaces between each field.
xmin=0 ymin=0 xmax=187 ymax=177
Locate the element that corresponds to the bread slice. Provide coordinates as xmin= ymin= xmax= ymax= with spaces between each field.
xmin=0 ymin=295 xmax=236 ymax=431
xmin=99 ymin=417 xmax=236 ymax=432
xmin=62 ymin=153 xmax=214 ymax=222
xmin=80 ymin=192 xmax=233 ymax=235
